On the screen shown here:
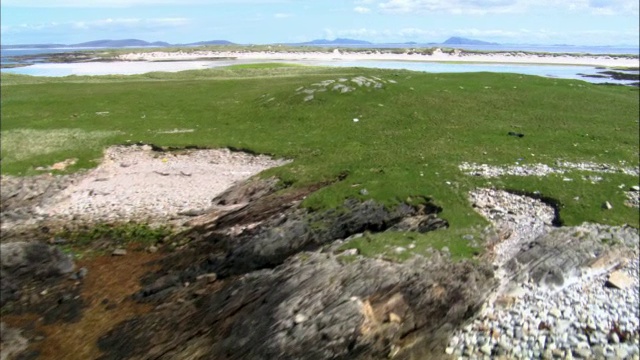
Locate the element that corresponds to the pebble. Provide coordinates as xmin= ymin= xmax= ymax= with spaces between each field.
xmin=112 ymin=248 xmax=127 ymax=256
xmin=446 ymin=189 xmax=640 ymax=359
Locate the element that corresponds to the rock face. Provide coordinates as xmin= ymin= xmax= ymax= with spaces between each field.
xmin=1 ymin=174 xmax=78 ymax=241
xmin=505 ymin=224 xmax=639 ymax=289
xmin=93 ymin=187 xmax=490 ymax=360
xmin=0 ymin=241 xmax=75 ymax=307
xmin=98 ymin=253 xmax=495 ymax=360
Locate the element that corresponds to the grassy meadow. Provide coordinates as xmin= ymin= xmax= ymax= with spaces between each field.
xmin=1 ymin=64 xmax=638 ymax=258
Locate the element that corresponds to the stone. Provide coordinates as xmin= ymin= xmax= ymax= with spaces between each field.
xmin=148 ymin=245 xmax=158 ymax=253
xmin=552 ymin=349 xmax=564 ymax=358
xmin=606 ymin=271 xmax=633 ymax=289
xmin=445 ymin=347 xmax=454 ymax=355
xmin=341 ymin=248 xmax=359 ymax=256
xmin=196 ymin=273 xmax=217 ymax=283
xmin=631 ymin=185 xmax=639 ymax=191
xmin=112 ymin=248 xmax=127 ymax=256
xmin=615 ymin=346 xmax=629 ymax=359
xmin=294 ymin=313 xmax=307 ymax=324
xmin=573 ymin=348 xmax=592 ymax=359
xmin=388 ymin=313 xmax=402 ymax=323
xmin=480 ymin=344 xmax=492 ymax=355
xmin=610 ymin=332 xmax=620 ymax=344
xmin=602 ymin=201 xmax=613 ymax=210
xmin=549 ymin=308 xmax=562 ymax=318
xmin=77 ymin=267 xmax=88 ymax=279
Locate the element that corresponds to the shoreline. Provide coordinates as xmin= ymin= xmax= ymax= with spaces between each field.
xmin=116 ymin=48 xmax=640 ymax=68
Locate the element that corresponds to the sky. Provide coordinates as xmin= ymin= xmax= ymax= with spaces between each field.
xmin=1 ymin=0 xmax=639 ymax=47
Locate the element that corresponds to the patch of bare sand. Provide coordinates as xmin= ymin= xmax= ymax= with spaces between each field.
xmin=40 ymin=145 xmax=289 ymax=224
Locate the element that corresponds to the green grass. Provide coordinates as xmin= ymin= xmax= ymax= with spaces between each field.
xmin=1 ymin=65 xmax=638 ymax=259
xmin=339 ymin=228 xmax=481 ymax=262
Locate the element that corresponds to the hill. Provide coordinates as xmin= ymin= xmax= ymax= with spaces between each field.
xmin=299 ymin=38 xmax=373 ymax=45
xmin=184 ymin=40 xmax=235 ymax=46
xmin=442 ymin=37 xmax=498 ymax=45
xmin=73 ymin=39 xmax=171 ymax=47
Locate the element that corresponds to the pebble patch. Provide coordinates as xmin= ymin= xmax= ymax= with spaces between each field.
xmin=448 ymin=189 xmax=640 ymax=359
xmin=459 ymin=161 xmax=639 ymax=178
xmin=39 ymin=145 xmax=289 ymax=223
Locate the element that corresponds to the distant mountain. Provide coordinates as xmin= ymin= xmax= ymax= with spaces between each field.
xmin=442 ymin=37 xmax=498 ymax=45
xmin=73 ymin=39 xmax=171 ymax=47
xmin=299 ymin=38 xmax=373 ymax=45
xmin=1 ymin=39 xmax=240 ymax=50
xmin=184 ymin=40 xmax=235 ymax=46
xmin=1 ymin=44 xmax=67 ymax=49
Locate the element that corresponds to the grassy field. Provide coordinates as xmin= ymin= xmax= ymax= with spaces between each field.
xmin=1 ymin=64 xmax=638 ymax=257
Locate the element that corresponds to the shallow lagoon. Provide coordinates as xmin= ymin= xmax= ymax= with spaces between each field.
xmin=2 ymin=58 xmax=637 ymax=85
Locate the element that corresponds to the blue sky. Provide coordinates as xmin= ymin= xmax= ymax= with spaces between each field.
xmin=1 ymin=0 xmax=638 ymax=46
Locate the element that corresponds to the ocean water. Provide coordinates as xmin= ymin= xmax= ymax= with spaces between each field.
xmin=303 ymin=60 xmax=639 ymax=85
xmin=2 ymin=45 xmax=638 ymax=85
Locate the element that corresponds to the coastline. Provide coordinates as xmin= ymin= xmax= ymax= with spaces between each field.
xmin=116 ymin=48 xmax=640 ymax=68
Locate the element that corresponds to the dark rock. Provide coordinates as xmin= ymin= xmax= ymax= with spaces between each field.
xmin=98 ymin=253 xmax=495 ymax=360
xmin=43 ymin=291 xmax=84 ymax=324
xmin=188 ymin=199 xmax=421 ymax=279
xmin=507 ymin=131 xmax=524 ymax=138
xmin=212 ymin=176 xmax=281 ymax=206
xmin=1 ymin=242 xmax=75 ymax=307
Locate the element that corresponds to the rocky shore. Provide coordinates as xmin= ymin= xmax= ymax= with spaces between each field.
xmin=1 ymin=146 xmax=639 ymax=360
xmin=448 ymin=188 xmax=640 ymax=359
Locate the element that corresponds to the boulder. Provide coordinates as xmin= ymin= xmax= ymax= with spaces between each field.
xmin=606 ymin=271 xmax=633 ymax=289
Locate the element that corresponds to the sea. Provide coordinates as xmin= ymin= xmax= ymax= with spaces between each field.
xmin=2 ymin=44 xmax=638 ymax=84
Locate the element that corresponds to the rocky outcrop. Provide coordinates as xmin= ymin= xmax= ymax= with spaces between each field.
xmin=0 ymin=174 xmax=78 ymax=242
xmin=447 ymin=189 xmax=640 ymax=359
xmin=98 ymin=252 xmax=495 ymax=360
xmin=93 ymin=191 xmax=483 ymax=360
xmin=0 ymin=241 xmax=75 ymax=307
xmin=506 ymin=224 xmax=639 ymax=289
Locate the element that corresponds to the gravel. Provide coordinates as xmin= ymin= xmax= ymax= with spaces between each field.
xmin=459 ymin=161 xmax=640 ymax=178
xmin=9 ymin=145 xmax=289 ymax=227
xmin=448 ymin=188 xmax=640 ymax=359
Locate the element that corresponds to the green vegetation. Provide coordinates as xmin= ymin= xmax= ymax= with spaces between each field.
xmin=55 ymin=222 xmax=172 ymax=257
xmin=1 ymin=64 xmax=638 ymax=259
xmin=339 ymin=229 xmax=481 ymax=262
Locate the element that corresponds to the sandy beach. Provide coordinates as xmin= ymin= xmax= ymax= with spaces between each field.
xmin=117 ymin=48 xmax=640 ymax=68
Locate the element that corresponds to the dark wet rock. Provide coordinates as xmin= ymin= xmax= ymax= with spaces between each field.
xmin=41 ymin=290 xmax=84 ymax=324
xmin=98 ymin=252 xmax=496 ymax=360
xmin=140 ymin=198 xmax=435 ymax=302
xmin=0 ymin=242 xmax=75 ymax=307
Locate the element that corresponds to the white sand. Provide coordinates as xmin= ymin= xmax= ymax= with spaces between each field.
xmin=118 ymin=48 xmax=639 ymax=68
xmin=21 ymin=61 xmax=215 ymax=76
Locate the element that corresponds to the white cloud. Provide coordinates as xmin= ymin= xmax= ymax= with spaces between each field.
xmin=354 ymin=6 xmax=371 ymax=13
xmin=274 ymin=13 xmax=293 ymax=18
xmin=3 ymin=17 xmax=190 ymax=34
xmin=1 ymin=0 xmax=288 ymax=7
xmin=376 ymin=0 xmax=639 ymax=15
xmin=323 ymin=26 xmax=640 ymax=45
xmin=378 ymin=0 xmax=520 ymax=15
